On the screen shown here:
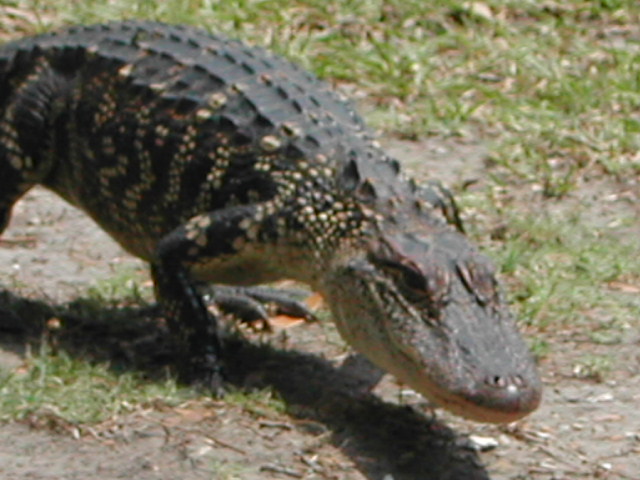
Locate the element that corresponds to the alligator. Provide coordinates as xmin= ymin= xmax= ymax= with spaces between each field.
xmin=0 ymin=21 xmax=541 ymax=423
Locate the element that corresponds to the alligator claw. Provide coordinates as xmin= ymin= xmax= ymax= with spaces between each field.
xmin=203 ymin=285 xmax=318 ymax=329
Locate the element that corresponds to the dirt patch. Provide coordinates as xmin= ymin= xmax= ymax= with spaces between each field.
xmin=1 ymin=137 xmax=640 ymax=480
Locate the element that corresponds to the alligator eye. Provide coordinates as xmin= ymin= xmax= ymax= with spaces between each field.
xmin=398 ymin=262 xmax=428 ymax=293
xmin=377 ymin=260 xmax=427 ymax=298
xmin=381 ymin=260 xmax=451 ymax=316
xmin=368 ymin=236 xmax=449 ymax=313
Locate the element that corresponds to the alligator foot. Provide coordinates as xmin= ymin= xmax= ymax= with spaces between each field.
xmin=179 ymin=352 xmax=227 ymax=396
xmin=203 ymin=285 xmax=318 ymax=330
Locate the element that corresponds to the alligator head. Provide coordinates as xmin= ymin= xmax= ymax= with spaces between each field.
xmin=325 ymin=224 xmax=541 ymax=423
xmin=321 ymin=157 xmax=542 ymax=423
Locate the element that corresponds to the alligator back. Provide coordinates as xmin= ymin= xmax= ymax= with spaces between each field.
xmin=0 ymin=21 xmax=377 ymax=258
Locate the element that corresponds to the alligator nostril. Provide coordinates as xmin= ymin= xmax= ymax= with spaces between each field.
xmin=466 ymin=371 xmax=542 ymax=422
xmin=486 ymin=374 xmax=522 ymax=392
xmin=486 ymin=375 xmax=505 ymax=388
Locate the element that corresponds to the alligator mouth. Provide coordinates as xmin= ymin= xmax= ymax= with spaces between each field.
xmin=406 ymin=370 xmax=543 ymax=423
xmin=428 ymin=385 xmax=542 ymax=423
xmin=387 ymin=349 xmax=542 ymax=423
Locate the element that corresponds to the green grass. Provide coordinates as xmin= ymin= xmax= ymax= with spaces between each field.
xmin=0 ymin=345 xmax=190 ymax=423
xmin=0 ymin=344 xmax=288 ymax=425
xmin=496 ymin=212 xmax=640 ymax=329
xmin=1 ymin=0 xmax=640 ymax=422
xmin=84 ymin=264 xmax=153 ymax=306
xmin=223 ymin=388 xmax=288 ymax=418
xmin=572 ymin=354 xmax=614 ymax=382
xmin=3 ymin=0 xmax=638 ymax=180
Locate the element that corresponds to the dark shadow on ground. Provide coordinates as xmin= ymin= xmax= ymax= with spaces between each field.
xmin=0 ymin=289 xmax=491 ymax=480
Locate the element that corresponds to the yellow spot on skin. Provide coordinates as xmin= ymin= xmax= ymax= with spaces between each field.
xmin=149 ymin=82 xmax=167 ymax=92
xmin=208 ymin=92 xmax=227 ymax=110
xmin=196 ymin=108 xmax=212 ymax=120
xmin=118 ymin=64 xmax=134 ymax=78
xmin=185 ymin=228 xmax=199 ymax=241
xmin=230 ymin=83 xmax=247 ymax=93
xmin=259 ymin=73 xmax=273 ymax=85
xmin=238 ymin=218 xmax=253 ymax=230
xmin=260 ymin=135 xmax=282 ymax=152
xmin=254 ymin=161 xmax=271 ymax=172
xmin=196 ymin=215 xmax=212 ymax=229
xmin=282 ymin=122 xmax=302 ymax=138
xmin=155 ymin=125 xmax=170 ymax=138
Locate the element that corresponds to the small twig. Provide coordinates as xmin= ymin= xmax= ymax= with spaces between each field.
xmin=204 ymin=435 xmax=247 ymax=455
xmin=299 ymin=454 xmax=324 ymax=474
xmin=537 ymin=445 xmax=589 ymax=474
xmin=259 ymin=464 xmax=303 ymax=478
xmin=259 ymin=420 xmax=293 ymax=430
xmin=0 ymin=236 xmax=37 ymax=248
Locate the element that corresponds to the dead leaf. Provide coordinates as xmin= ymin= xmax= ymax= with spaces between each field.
xmin=267 ymin=315 xmax=306 ymax=329
xmin=305 ymin=292 xmax=325 ymax=311
xmin=607 ymin=281 xmax=640 ymax=293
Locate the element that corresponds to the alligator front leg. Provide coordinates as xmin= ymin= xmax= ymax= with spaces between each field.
xmin=151 ymin=204 xmax=283 ymax=390
xmin=151 ymin=258 xmax=225 ymax=390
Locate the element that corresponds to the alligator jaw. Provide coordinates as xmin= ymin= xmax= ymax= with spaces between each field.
xmin=416 ymin=380 xmax=541 ymax=424
xmin=390 ymin=347 xmax=542 ymax=424
xmin=346 ymin=315 xmax=543 ymax=424
xmin=452 ymin=381 xmax=542 ymax=424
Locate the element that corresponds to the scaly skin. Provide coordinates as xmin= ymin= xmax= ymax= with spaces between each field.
xmin=0 ymin=21 xmax=541 ymax=423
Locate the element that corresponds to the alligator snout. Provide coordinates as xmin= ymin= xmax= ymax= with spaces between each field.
xmin=456 ymin=368 xmax=542 ymax=423
xmin=488 ymin=372 xmax=542 ymax=409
